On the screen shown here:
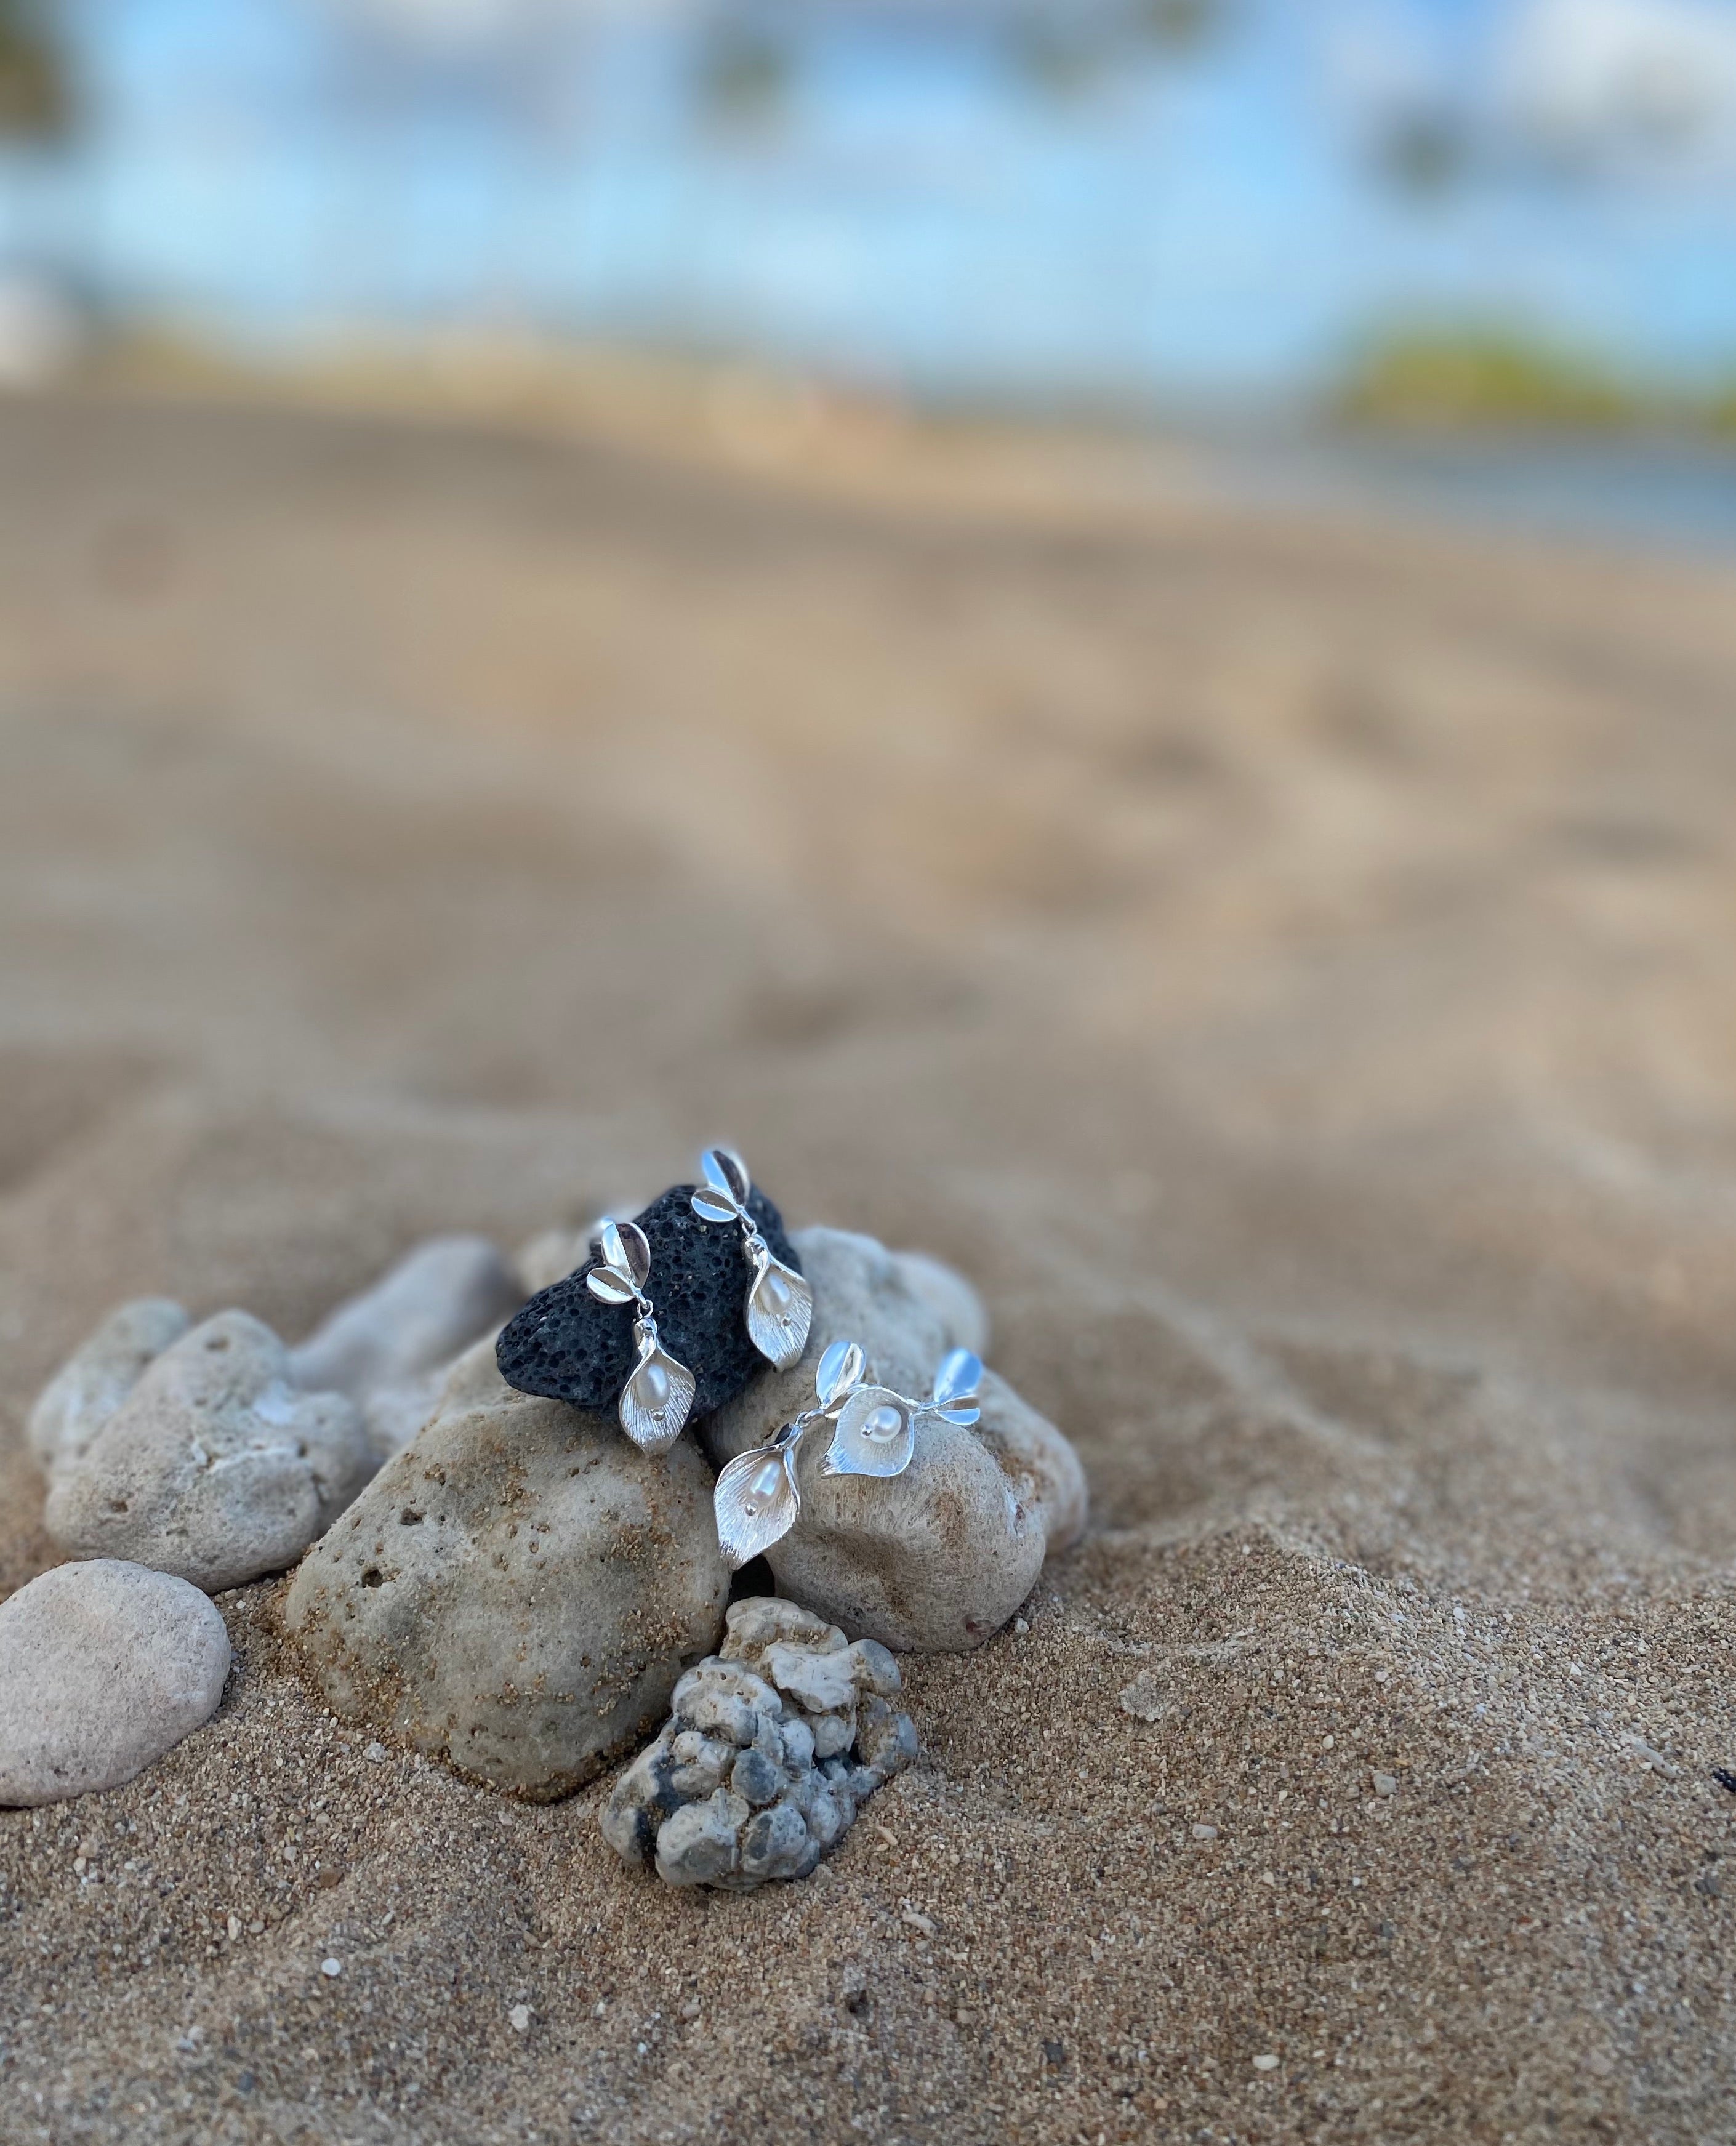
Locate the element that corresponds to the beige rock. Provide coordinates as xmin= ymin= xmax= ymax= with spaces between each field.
xmin=46 ymin=1312 xmax=372 ymax=1593
xmin=281 ymin=1335 xmax=729 ymax=1801
xmin=512 ymin=1226 xmax=590 ymax=1297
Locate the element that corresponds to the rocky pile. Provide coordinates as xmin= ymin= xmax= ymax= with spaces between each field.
xmin=35 ymin=1237 xmax=526 ymax=1593
xmin=600 ymin=1597 xmax=917 ymax=1888
xmin=19 ymin=1212 xmax=1083 ymax=1814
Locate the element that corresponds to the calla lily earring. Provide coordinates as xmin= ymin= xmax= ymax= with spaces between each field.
xmin=711 ymin=1343 xmax=984 ymax=1568
xmin=585 ymin=1218 xmax=697 ymax=1455
xmin=821 ymin=1347 xmax=981 ymax=1480
xmin=689 ymin=1147 xmax=814 ymax=1372
xmin=713 ymin=1340 xmax=866 ymax=1568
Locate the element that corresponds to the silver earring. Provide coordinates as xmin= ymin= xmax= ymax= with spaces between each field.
xmin=712 ymin=1343 xmax=983 ymax=1568
xmin=713 ymin=1340 xmax=866 ymax=1569
xmin=585 ymin=1218 xmax=697 ymax=1455
xmin=689 ymin=1147 xmax=813 ymax=1372
xmin=821 ymin=1347 xmax=981 ymax=1480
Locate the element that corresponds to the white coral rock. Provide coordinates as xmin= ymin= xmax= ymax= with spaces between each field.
xmin=600 ymin=1597 xmax=917 ymax=1889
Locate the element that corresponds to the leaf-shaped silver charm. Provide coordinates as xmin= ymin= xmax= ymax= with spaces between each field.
xmin=703 ymin=1147 xmax=753 ymax=1206
xmin=930 ymin=1346 xmax=982 ymax=1424
xmin=601 ymin=1218 xmax=651 ymax=1288
xmin=932 ymin=1348 xmax=981 ymax=1407
xmin=815 ymin=1338 xmax=866 ymax=1411
xmin=745 ymin=1251 xmax=813 ymax=1371
xmin=713 ymin=1441 xmax=800 ymax=1568
xmin=821 ymin=1385 xmax=915 ymax=1479
xmin=585 ymin=1267 xmax=638 ymax=1306
xmin=689 ymin=1186 xmax=740 ymax=1224
xmin=617 ymin=1328 xmax=696 ymax=1455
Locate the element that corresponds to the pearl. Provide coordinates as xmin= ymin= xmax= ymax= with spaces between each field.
xmin=634 ymin=1361 xmax=670 ymax=1410
xmin=752 ymin=1461 xmax=784 ymax=1500
xmin=862 ymin=1404 xmax=904 ymax=1443
xmin=762 ymin=1269 xmax=792 ymax=1314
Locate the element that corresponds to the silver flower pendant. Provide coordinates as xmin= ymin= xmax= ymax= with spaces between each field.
xmin=712 ymin=1425 xmax=803 ymax=1569
xmin=585 ymin=1216 xmax=696 ymax=1455
xmin=619 ymin=1318 xmax=696 ymax=1455
xmin=745 ymin=1245 xmax=813 ymax=1372
xmin=821 ymin=1348 xmax=982 ymax=1482
xmin=690 ymin=1146 xmax=813 ymax=1372
xmin=712 ymin=1339 xmax=865 ymax=1569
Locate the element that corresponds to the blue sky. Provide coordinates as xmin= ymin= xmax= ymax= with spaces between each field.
xmin=7 ymin=0 xmax=1736 ymax=403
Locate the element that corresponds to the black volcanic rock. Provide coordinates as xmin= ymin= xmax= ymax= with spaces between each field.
xmin=495 ymin=1184 xmax=802 ymax=1423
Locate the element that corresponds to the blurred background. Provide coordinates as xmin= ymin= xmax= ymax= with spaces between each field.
xmin=2 ymin=0 xmax=1736 ymax=537
xmin=2 ymin=0 xmax=1736 ymax=1561
xmin=6 ymin=17 xmax=1736 ymax=2131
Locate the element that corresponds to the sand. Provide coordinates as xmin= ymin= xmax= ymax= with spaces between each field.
xmin=2 ymin=387 xmax=1736 ymax=2144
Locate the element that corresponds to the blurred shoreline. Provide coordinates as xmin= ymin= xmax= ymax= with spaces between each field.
xmin=18 ymin=330 xmax=1736 ymax=560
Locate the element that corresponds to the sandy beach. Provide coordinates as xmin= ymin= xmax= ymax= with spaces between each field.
xmin=2 ymin=386 xmax=1736 ymax=2142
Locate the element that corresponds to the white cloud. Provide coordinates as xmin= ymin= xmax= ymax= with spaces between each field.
xmin=1498 ymin=0 xmax=1736 ymax=161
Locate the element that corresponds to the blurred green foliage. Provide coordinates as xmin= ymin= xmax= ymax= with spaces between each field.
xmin=1340 ymin=330 xmax=1642 ymax=428
xmin=694 ymin=20 xmax=793 ymax=129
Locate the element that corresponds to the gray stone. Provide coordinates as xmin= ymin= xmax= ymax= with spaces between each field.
xmin=280 ymin=1334 xmax=729 ymax=1801
xmin=45 ymin=1312 xmax=374 ymax=1593
xmin=600 ymin=1595 xmax=918 ymax=1891
xmin=289 ymin=1235 xmax=523 ymax=1409
xmin=0 ymin=1560 xmax=230 ymax=1806
xmin=702 ymin=1228 xmax=1086 ymax=1651
xmin=27 ymin=1300 xmax=191 ymax=1474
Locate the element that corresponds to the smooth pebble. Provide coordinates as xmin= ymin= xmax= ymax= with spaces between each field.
xmin=0 ymin=1560 xmax=230 ymax=1807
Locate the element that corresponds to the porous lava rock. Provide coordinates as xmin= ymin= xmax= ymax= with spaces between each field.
xmin=495 ymin=1183 xmax=802 ymax=1423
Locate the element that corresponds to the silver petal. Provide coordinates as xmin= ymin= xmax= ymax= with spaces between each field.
xmin=713 ymin=1443 xmax=800 ymax=1567
xmin=821 ymin=1386 xmax=915 ymax=1479
xmin=815 ymin=1338 xmax=867 ymax=1411
xmin=614 ymin=1220 xmax=653 ymax=1288
xmin=745 ymin=1253 xmax=813 ymax=1370
xmin=618 ymin=1335 xmax=696 ymax=1455
xmin=690 ymin=1188 xmax=741 ymax=1224
xmin=931 ymin=1348 xmax=982 ymax=1409
xmin=702 ymin=1146 xmax=753 ymax=1207
xmin=586 ymin=1268 xmax=638 ymax=1306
